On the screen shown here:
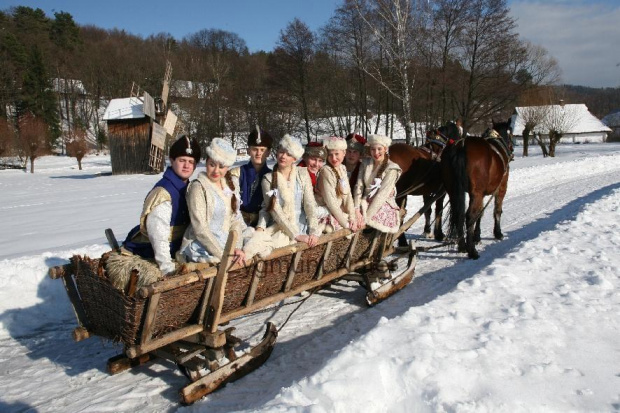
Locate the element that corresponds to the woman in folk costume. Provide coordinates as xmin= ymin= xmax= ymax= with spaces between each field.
xmin=316 ymin=136 xmax=364 ymax=233
xmin=245 ymin=135 xmax=320 ymax=258
xmin=345 ymin=132 xmax=366 ymax=189
xmin=122 ymin=135 xmax=201 ymax=275
xmin=353 ymin=134 xmax=402 ymax=233
xmin=179 ymin=138 xmax=251 ymax=266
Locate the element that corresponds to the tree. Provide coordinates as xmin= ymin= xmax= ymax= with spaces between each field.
xmin=273 ymin=18 xmax=317 ymax=142
xmin=0 ymin=116 xmax=16 ymax=157
xmin=352 ymin=0 xmax=421 ymax=144
xmin=66 ymin=126 xmax=89 ymax=170
xmin=543 ymin=101 xmax=580 ymax=157
xmin=17 ymin=112 xmax=50 ymax=173
xmin=18 ymin=45 xmax=60 ymax=145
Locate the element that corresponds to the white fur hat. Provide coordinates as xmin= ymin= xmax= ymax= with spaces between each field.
xmin=279 ymin=134 xmax=304 ymax=160
xmin=368 ymin=134 xmax=391 ymax=148
xmin=205 ymin=138 xmax=236 ymax=167
xmin=323 ymin=136 xmax=347 ymax=151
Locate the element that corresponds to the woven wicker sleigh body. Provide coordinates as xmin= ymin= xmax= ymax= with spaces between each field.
xmin=49 ymin=215 xmax=423 ymax=404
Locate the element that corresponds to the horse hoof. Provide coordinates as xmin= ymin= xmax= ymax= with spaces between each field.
xmin=435 ymin=233 xmax=445 ymax=242
xmin=423 ymin=232 xmax=433 ymax=239
xmin=494 ymin=232 xmax=504 ymax=240
xmin=468 ymin=251 xmax=480 ymax=259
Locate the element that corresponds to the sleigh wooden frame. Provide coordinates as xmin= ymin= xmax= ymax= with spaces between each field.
xmin=48 ymin=197 xmax=439 ymax=405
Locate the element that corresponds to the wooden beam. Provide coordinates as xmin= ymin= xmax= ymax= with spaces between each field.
xmin=245 ymin=261 xmax=264 ymax=307
xmin=315 ymin=241 xmax=333 ymax=280
xmin=140 ymin=293 xmax=161 ymax=346
xmin=283 ymin=252 xmax=302 ymax=292
xmin=345 ymin=232 xmax=360 ymax=271
xmin=197 ymin=277 xmax=215 ymax=326
xmin=138 ymin=267 xmax=217 ymax=298
xmin=205 ymin=230 xmax=239 ymax=333
xmin=126 ymin=324 xmax=204 ymax=359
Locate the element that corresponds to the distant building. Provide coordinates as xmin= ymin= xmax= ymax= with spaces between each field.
xmin=601 ymin=110 xmax=620 ymax=141
xmin=511 ymin=104 xmax=611 ymax=145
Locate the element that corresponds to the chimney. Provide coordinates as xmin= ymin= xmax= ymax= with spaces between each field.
xmin=559 ymin=99 xmax=565 ymax=107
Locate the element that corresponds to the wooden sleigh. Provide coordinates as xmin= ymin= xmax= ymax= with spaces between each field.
xmin=47 ymin=199 xmax=437 ymax=405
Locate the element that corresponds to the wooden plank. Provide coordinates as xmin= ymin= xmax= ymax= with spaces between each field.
xmin=180 ymin=323 xmax=278 ymax=405
xmin=345 ymin=232 xmax=360 ymax=270
xmin=315 ymin=241 xmax=333 ymax=280
xmin=126 ymin=324 xmax=204 ymax=359
xmin=220 ymin=257 xmax=373 ymax=323
xmin=205 ymin=230 xmax=239 ymax=333
xmin=48 ymin=263 xmax=71 ymax=279
xmin=140 ymin=293 xmax=161 ymax=346
xmin=197 ymin=276 xmax=215 ymax=326
xmin=283 ymin=252 xmax=302 ymax=292
xmin=61 ymin=273 xmax=89 ymax=330
xmin=245 ymin=261 xmax=264 ymax=307
xmin=138 ymin=267 xmax=217 ymax=298
xmin=107 ymin=353 xmax=153 ymax=375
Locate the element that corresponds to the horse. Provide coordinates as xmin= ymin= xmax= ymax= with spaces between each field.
xmin=389 ymin=131 xmax=448 ymax=246
xmin=440 ymin=119 xmax=513 ymax=259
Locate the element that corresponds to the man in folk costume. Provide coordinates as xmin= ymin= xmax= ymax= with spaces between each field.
xmin=179 ymin=138 xmax=252 ymax=266
xmin=345 ymin=132 xmax=366 ymax=189
xmin=353 ymin=134 xmax=402 ymax=233
xmin=316 ymin=136 xmax=363 ymax=233
xmin=297 ymin=141 xmax=326 ymax=189
xmin=230 ymin=126 xmax=273 ymax=227
xmin=244 ymin=134 xmax=320 ymax=259
xmin=122 ymin=135 xmax=201 ymax=275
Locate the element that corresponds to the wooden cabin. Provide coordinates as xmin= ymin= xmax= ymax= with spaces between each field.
xmin=103 ymin=97 xmax=161 ymax=175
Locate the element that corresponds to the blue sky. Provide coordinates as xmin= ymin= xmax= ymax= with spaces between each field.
xmin=1 ymin=0 xmax=619 ymax=88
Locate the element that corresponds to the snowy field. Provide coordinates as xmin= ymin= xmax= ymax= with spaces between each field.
xmin=1 ymin=143 xmax=619 ymax=412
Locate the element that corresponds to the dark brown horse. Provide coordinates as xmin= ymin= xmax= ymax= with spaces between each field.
xmin=389 ymin=132 xmax=448 ymax=245
xmin=440 ymin=120 xmax=513 ymax=259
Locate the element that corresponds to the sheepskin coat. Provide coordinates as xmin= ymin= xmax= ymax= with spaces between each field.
xmin=179 ymin=172 xmax=244 ymax=263
xmin=316 ymin=163 xmax=355 ymax=230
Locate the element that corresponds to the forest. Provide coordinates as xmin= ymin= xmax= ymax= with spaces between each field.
xmin=1 ymin=0 xmax=618 ymax=168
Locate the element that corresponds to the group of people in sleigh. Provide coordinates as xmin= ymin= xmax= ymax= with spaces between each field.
xmin=121 ymin=127 xmax=402 ymax=275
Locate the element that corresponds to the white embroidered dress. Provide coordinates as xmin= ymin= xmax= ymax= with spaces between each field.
xmin=180 ymin=172 xmax=246 ymax=263
xmin=244 ymin=166 xmax=319 ymax=258
xmin=353 ymin=158 xmax=402 ymax=233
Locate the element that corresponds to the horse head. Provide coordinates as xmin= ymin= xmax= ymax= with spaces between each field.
xmin=435 ymin=121 xmax=462 ymax=145
xmin=491 ymin=119 xmax=514 ymax=156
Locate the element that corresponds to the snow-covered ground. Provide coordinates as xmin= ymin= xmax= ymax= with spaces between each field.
xmin=1 ymin=144 xmax=619 ymax=412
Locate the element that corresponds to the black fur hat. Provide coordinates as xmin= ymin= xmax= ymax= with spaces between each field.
xmin=248 ymin=125 xmax=273 ymax=149
xmin=169 ymin=134 xmax=201 ymax=163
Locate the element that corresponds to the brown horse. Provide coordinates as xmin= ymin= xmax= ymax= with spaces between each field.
xmin=389 ymin=132 xmax=448 ymax=245
xmin=440 ymin=120 xmax=513 ymax=259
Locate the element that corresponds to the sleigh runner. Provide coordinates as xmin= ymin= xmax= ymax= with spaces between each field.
xmin=49 ymin=214 xmax=422 ymax=404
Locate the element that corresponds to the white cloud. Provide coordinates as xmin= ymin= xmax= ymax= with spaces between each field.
xmin=510 ymin=0 xmax=620 ymax=88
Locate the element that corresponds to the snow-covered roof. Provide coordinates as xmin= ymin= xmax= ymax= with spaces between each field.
xmin=102 ymin=97 xmax=145 ymax=120
xmin=601 ymin=110 xmax=620 ymax=127
xmin=511 ymin=104 xmax=611 ymax=136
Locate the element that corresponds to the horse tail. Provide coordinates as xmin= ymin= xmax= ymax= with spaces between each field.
xmin=443 ymin=142 xmax=468 ymax=241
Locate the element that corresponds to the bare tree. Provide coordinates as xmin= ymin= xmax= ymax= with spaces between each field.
xmin=543 ymin=102 xmax=581 ymax=157
xmin=66 ymin=126 xmax=89 ymax=170
xmin=273 ymin=18 xmax=317 ymax=142
xmin=18 ymin=112 xmax=50 ymax=173
xmin=352 ymin=0 xmax=421 ymax=143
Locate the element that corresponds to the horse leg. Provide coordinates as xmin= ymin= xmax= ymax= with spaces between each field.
xmin=466 ymin=193 xmax=483 ymax=259
xmin=473 ymin=215 xmax=482 ymax=244
xmin=493 ymin=174 xmax=509 ymax=240
xmin=422 ymin=195 xmax=433 ymax=238
xmin=397 ymin=197 xmax=409 ymax=247
xmin=433 ymin=194 xmax=446 ymax=241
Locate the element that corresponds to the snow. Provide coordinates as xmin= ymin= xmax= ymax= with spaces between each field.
xmin=1 ymin=144 xmax=620 ymax=412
